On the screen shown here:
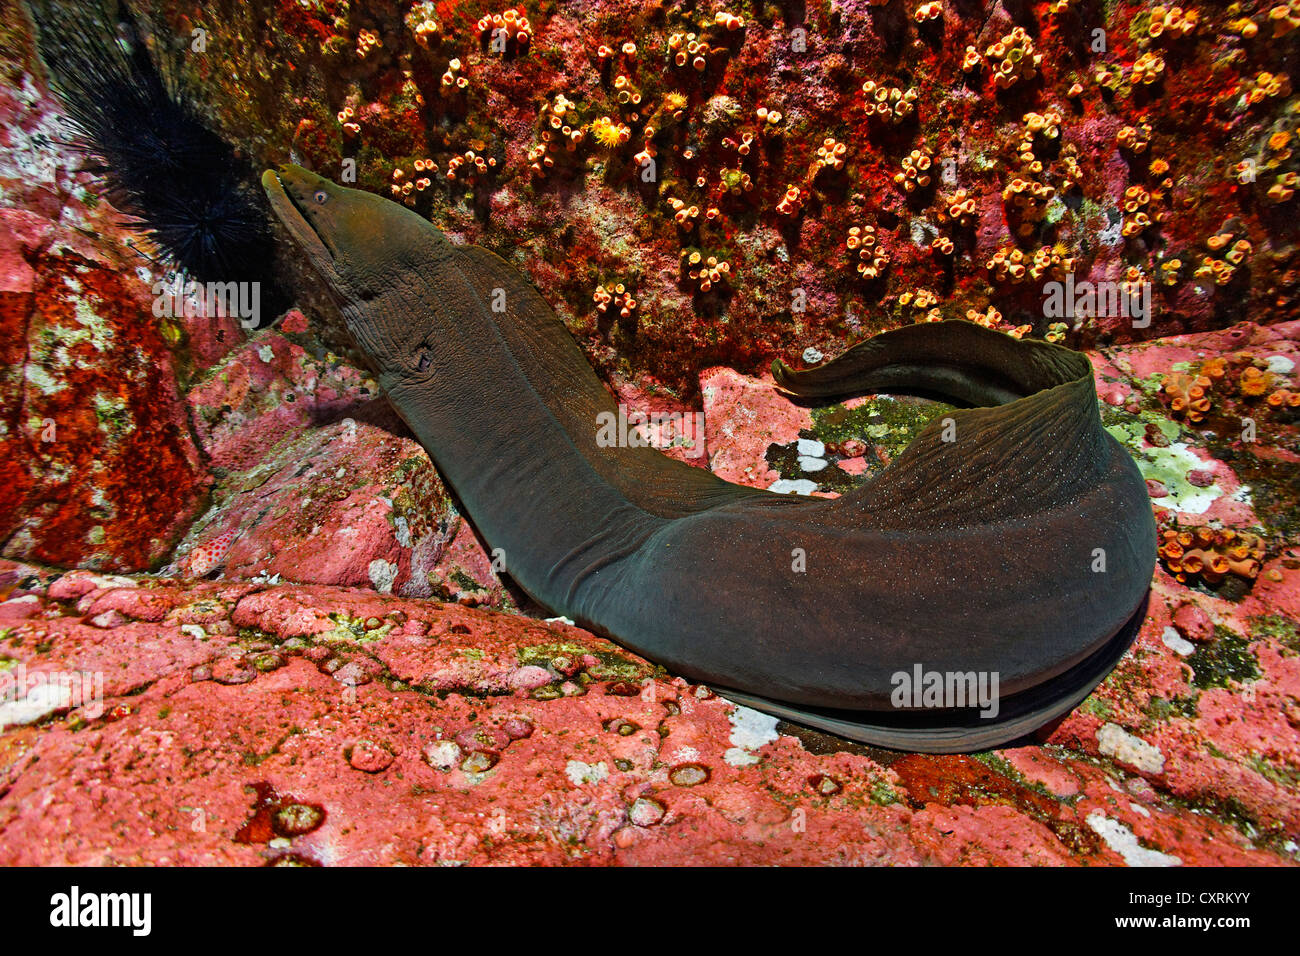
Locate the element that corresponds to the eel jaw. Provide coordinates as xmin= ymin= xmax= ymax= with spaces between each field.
xmin=261 ymin=167 xmax=339 ymax=284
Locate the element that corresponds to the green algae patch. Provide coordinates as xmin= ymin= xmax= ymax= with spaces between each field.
xmin=869 ymin=779 xmax=901 ymax=806
xmin=1185 ymin=627 xmax=1261 ymax=690
xmin=810 ymin=395 xmax=953 ymax=459
xmin=1248 ymin=755 xmax=1300 ymax=791
xmin=1080 ymin=695 xmax=1114 ymax=719
xmin=319 ymin=612 xmax=392 ymax=644
xmin=518 ymin=641 xmax=649 ymax=682
xmin=1250 ymin=614 xmax=1300 ymax=654
xmin=766 ymin=395 xmax=954 ymax=492
xmin=1144 ymin=693 xmax=1200 ymax=724
xmin=1103 ymin=410 xmax=1224 ymax=514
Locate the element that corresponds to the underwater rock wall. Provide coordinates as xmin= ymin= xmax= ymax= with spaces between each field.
xmin=138 ymin=0 xmax=1300 ymax=395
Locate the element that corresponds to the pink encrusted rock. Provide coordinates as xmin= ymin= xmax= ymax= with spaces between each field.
xmin=88 ymin=609 xmax=129 ymax=629
xmin=0 ymin=595 xmax=41 ymax=620
xmin=610 ymin=374 xmax=709 ymax=467
xmin=1114 ymin=320 xmax=1300 ymax=384
xmin=347 ymin=738 xmax=395 ymax=773
xmin=509 ymin=665 xmax=555 ymax=690
xmin=186 ymin=331 xmax=378 ymax=474
xmin=171 ymin=417 xmax=482 ymax=601
xmin=1172 ymin=602 xmax=1215 ymax=643
xmin=426 ymin=519 xmax=511 ymax=607
xmin=279 ymin=309 xmax=309 ymax=334
xmin=699 ymin=366 xmax=812 ymax=488
xmin=0 ymin=572 xmax=1295 ymax=865
xmin=1001 ymin=747 xmax=1082 ymax=799
xmin=1 ymin=230 xmax=209 ymax=571
xmin=47 ymin=572 xmax=104 ymax=602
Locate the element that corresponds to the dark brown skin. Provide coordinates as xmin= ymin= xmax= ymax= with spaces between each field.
xmin=263 ymin=165 xmax=1157 ymax=752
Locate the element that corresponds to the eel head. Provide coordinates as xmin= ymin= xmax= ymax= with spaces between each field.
xmin=261 ymin=164 xmax=452 ymax=383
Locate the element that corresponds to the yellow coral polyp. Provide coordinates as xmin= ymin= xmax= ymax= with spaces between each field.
xmin=1148 ymin=6 xmax=1200 ymax=40
xmin=589 ymin=116 xmax=630 ymax=148
xmin=861 ymin=80 xmax=919 ymax=123
xmin=1132 ymin=51 xmax=1165 ymax=86
xmin=1239 ymin=366 xmax=1273 ymax=397
xmin=1159 ymin=526 xmax=1266 ymax=584
xmin=914 ymin=2 xmax=943 ymax=22
xmin=846 ymin=224 xmax=889 ymax=278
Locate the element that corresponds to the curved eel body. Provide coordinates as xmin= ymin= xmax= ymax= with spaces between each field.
xmin=262 ymin=165 xmax=1157 ymax=753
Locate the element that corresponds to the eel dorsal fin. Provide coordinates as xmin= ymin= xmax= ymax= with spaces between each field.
xmin=775 ymin=321 xmax=1109 ymax=529
xmin=773 ymin=319 xmax=1090 ymax=406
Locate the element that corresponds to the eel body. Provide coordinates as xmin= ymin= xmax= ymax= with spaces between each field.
xmin=262 ymin=165 xmax=1157 ymax=752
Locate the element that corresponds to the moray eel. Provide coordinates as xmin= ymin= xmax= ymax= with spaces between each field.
xmin=262 ymin=165 xmax=1156 ymax=753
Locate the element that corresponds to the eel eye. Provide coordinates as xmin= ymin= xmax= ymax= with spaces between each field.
xmin=416 ymin=350 xmax=433 ymax=373
xmin=313 ymin=190 xmax=328 ymax=205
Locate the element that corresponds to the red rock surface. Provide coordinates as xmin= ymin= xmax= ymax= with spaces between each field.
xmin=0 ymin=38 xmax=209 ymax=572
xmin=0 ymin=217 xmax=209 ymax=571
xmin=0 ymin=551 xmax=1295 ymax=866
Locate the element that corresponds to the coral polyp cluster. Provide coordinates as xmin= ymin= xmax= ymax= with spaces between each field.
xmin=898 ymin=288 xmax=941 ymax=323
xmin=406 ymin=2 xmax=441 ymax=47
xmin=593 ymin=282 xmax=638 ymax=320
xmin=1117 ymin=121 xmax=1153 ymax=154
xmin=847 ymin=224 xmax=889 ymax=280
xmin=940 ymin=188 xmax=977 ymax=227
xmin=527 ymin=94 xmax=584 ymax=178
xmin=445 ymin=148 xmax=494 ymax=183
xmin=1147 ymin=6 xmax=1201 ymax=39
xmin=666 ymin=196 xmax=701 ymax=230
xmin=812 ymin=137 xmax=848 ymax=177
xmin=440 ymin=57 xmax=467 ymax=90
xmin=894 ymin=149 xmax=933 ymax=195
xmin=1157 ymin=351 xmax=1298 ymax=425
xmin=861 ymin=80 xmax=918 ymax=124
xmin=1158 ymin=526 xmax=1267 ymax=585
xmin=986 ymin=245 xmax=1073 ymax=284
xmin=681 ymin=250 xmax=731 ymax=292
xmin=776 ymin=184 xmax=807 ymax=217
xmin=985 ymin=27 xmax=1042 ymax=90
xmin=1194 ymin=232 xmax=1253 ymax=287
xmin=667 ymin=30 xmax=723 ymax=72
xmin=1162 ymin=371 xmax=1214 ymax=423
xmin=1131 ymin=51 xmax=1166 ymax=86
xmin=477 ymin=8 xmax=533 ymax=51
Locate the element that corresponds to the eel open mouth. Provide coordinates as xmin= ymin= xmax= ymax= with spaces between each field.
xmin=261 ymin=166 xmax=337 ymax=273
